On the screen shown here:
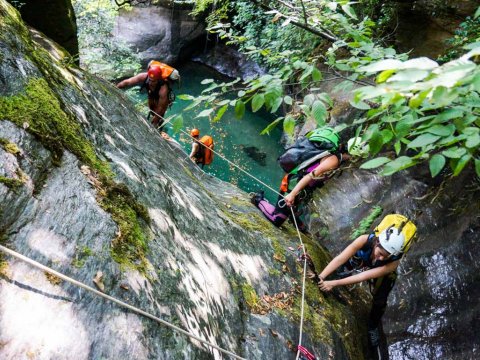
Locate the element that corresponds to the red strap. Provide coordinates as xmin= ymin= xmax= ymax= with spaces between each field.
xmin=297 ymin=345 xmax=316 ymax=360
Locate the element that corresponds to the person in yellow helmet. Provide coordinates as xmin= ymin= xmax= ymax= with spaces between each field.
xmin=117 ymin=60 xmax=180 ymax=130
xmin=315 ymin=215 xmax=416 ymax=359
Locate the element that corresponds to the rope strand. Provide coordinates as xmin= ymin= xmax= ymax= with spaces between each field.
xmin=0 ymin=245 xmax=246 ymax=360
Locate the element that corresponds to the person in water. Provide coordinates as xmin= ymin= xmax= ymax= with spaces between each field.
xmin=117 ymin=60 xmax=180 ymax=130
xmin=316 ymin=214 xmax=417 ymax=359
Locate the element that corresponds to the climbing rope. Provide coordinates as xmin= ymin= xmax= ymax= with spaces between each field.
xmin=0 ymin=244 xmax=246 ymax=360
xmin=146 ymin=108 xmax=310 ymax=357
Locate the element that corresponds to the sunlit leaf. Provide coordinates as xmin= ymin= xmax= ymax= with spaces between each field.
xmin=261 ymin=117 xmax=283 ymax=135
xmin=407 ymin=133 xmax=440 ymax=148
xmin=429 ymin=154 xmax=445 ymax=177
xmin=251 ymin=94 xmax=265 ymax=112
xmin=341 ymin=4 xmax=357 ymax=19
xmin=381 ymin=156 xmax=415 ymax=175
xmin=400 ymin=57 xmax=438 ymax=70
xmin=213 ymin=104 xmax=228 ymax=122
xmin=201 ymin=79 xmax=214 ymax=84
xmin=284 ymin=95 xmax=293 ymax=105
xmin=452 ymin=154 xmax=471 ymax=176
xmin=360 ymin=157 xmax=390 ymax=169
xmin=358 ymin=59 xmax=403 ymax=73
xmin=442 ymin=146 xmax=466 ymax=158
xmin=271 ymin=96 xmax=283 ymax=113
xmin=312 ymin=68 xmax=322 ymax=82
xmin=377 ymin=69 xmax=396 ymax=83
xmin=177 ymin=94 xmax=195 ymax=100
xmin=283 ymin=116 xmax=296 ymax=136
xmin=196 ymin=109 xmax=213 ymax=118
xmin=303 ymin=94 xmax=315 ymax=106
xmin=312 ymin=100 xmax=327 ymax=125
xmin=350 ymin=100 xmax=371 ymax=110
xmin=234 ymin=100 xmax=245 ymax=119
xmin=171 ymin=114 xmax=183 ymax=134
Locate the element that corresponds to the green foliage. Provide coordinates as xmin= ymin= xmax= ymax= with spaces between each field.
xmin=187 ymin=1 xmax=480 ymax=178
xmin=350 ymin=206 xmax=383 ymax=240
xmin=438 ymin=15 xmax=480 ymax=63
xmin=72 ymin=0 xmax=141 ymax=78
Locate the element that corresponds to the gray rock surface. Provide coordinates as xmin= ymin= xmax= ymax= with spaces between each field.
xmin=114 ymin=4 xmax=205 ymax=66
xmin=0 ymin=2 xmax=363 ymax=359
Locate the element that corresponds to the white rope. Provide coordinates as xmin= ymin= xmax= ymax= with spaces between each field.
xmin=0 ymin=245 xmax=246 ymax=360
xmin=289 ymin=209 xmax=308 ymax=360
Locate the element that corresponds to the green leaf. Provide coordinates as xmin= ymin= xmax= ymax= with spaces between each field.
xmin=475 ymin=6 xmax=480 ymax=19
xmin=238 ymin=90 xmax=246 ymax=97
xmin=312 ymin=100 xmax=327 ymax=126
xmin=284 ymin=95 xmax=293 ymax=105
xmin=388 ymin=69 xmax=429 ymax=82
xmin=359 ymin=59 xmax=403 ymax=73
xmin=407 ymin=133 xmax=440 ymax=148
xmin=271 ymin=96 xmax=283 ymax=113
xmin=350 ymin=99 xmax=371 ymax=110
xmin=453 ymin=154 xmax=471 ymax=176
xmin=261 ymin=117 xmax=283 ymax=135
xmin=442 ymin=146 xmax=466 ymax=158
xmin=436 ymin=108 xmax=464 ymax=122
xmin=369 ymin=130 xmax=384 ymax=155
xmin=466 ymin=133 xmax=480 ymax=148
xmin=381 ymin=129 xmax=394 ymax=143
xmin=429 ymin=154 xmax=445 ymax=177
xmin=377 ymin=69 xmax=396 ymax=83
xmin=196 ymin=109 xmax=214 ymax=118
xmin=171 ymin=114 xmax=183 ymax=134
xmin=177 ymin=94 xmax=195 ymax=100
xmin=303 ymin=94 xmax=315 ymax=106
xmin=381 ymin=156 xmax=415 ymax=176
xmin=360 ymin=157 xmax=390 ymax=169
xmin=234 ymin=100 xmax=245 ymax=119
xmin=251 ymin=94 xmax=265 ymax=112
xmin=283 ymin=116 xmax=296 ymax=136
xmin=201 ymin=79 xmax=214 ymax=84
xmin=213 ymin=104 xmax=228 ymax=122
xmin=394 ymin=141 xmax=401 ymax=155
xmin=312 ymin=68 xmax=322 ymax=82
xmin=427 ymin=125 xmax=455 ymax=137
xmin=341 ymin=4 xmax=357 ymax=19
xmin=475 ymin=159 xmax=480 ymax=177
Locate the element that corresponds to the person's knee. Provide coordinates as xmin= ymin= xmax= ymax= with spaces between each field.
xmin=272 ymin=214 xmax=287 ymax=226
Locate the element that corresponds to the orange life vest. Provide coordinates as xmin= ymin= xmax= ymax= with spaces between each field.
xmin=148 ymin=61 xmax=176 ymax=81
xmin=196 ymin=135 xmax=214 ymax=165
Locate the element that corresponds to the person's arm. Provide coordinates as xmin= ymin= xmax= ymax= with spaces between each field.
xmin=189 ymin=142 xmax=199 ymax=160
xmin=117 ymin=73 xmax=148 ymax=89
xmin=319 ymin=260 xmax=399 ymax=292
xmin=319 ymin=235 xmax=368 ymax=280
xmin=284 ymin=154 xmax=339 ymax=206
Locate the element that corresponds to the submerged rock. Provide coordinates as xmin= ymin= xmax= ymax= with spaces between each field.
xmin=240 ymin=145 xmax=267 ymax=167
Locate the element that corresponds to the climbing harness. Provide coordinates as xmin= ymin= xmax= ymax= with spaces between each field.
xmin=0 ymin=244 xmax=246 ymax=360
xmin=297 ymin=345 xmax=317 ymax=360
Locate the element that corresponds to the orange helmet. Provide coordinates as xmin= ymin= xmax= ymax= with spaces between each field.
xmin=190 ymin=128 xmax=200 ymax=137
xmin=147 ymin=66 xmax=162 ymax=81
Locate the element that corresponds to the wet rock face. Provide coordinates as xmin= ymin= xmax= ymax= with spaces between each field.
xmin=0 ymin=1 xmax=363 ymax=359
xmin=307 ymin=166 xmax=480 ymax=359
xmin=11 ymin=0 xmax=78 ymax=58
xmin=113 ymin=4 xmax=206 ymax=66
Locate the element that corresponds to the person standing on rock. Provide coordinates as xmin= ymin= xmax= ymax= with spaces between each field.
xmin=315 ymin=214 xmax=417 ymax=359
xmin=117 ymin=60 xmax=180 ymax=130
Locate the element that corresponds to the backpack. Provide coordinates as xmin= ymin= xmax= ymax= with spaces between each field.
xmin=278 ymin=127 xmax=340 ymax=173
xmin=147 ymin=60 xmax=180 ymax=82
xmin=373 ymin=214 xmax=417 ymax=254
xmin=198 ymin=135 xmax=214 ymax=165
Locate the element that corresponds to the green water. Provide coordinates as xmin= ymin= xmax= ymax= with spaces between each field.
xmin=126 ymin=61 xmax=284 ymax=203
